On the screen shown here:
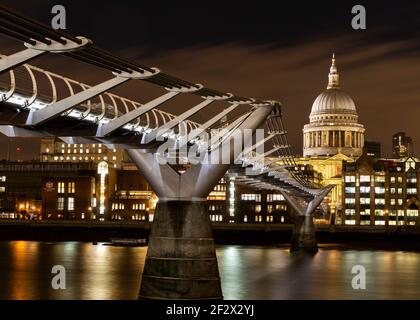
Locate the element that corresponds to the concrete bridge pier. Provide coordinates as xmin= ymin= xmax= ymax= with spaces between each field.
xmin=140 ymin=199 xmax=222 ymax=300
xmin=281 ymin=186 xmax=334 ymax=253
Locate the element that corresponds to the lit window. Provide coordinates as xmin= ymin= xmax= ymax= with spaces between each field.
xmin=345 ymin=176 xmax=356 ymax=183
xmin=390 ymin=177 xmax=396 ymax=183
xmin=345 ymin=198 xmax=356 ymax=204
xmin=68 ymin=197 xmax=75 ymax=211
xmin=407 ymin=188 xmax=417 ymax=195
xmin=345 ymin=209 xmax=355 ymax=215
xmin=360 ymin=186 xmax=370 ymax=193
xmin=375 ymin=199 xmax=385 ymax=205
xmin=57 ymin=197 xmax=64 ymax=210
xmin=241 ymin=194 xmax=261 ymax=201
xmin=345 ymin=219 xmax=356 ymax=225
xmin=360 ymin=198 xmax=370 ymax=204
xmin=345 ymin=187 xmax=355 ymax=193
xmin=360 ymin=175 xmax=370 ymax=182
xmin=398 ymin=199 xmax=403 ymax=205
xmin=390 ymin=199 xmax=396 ymax=205
xmin=0 ymin=186 xmax=5 ymax=193
xmin=68 ymin=182 xmax=75 ymax=194
xmin=112 ymin=156 xmax=117 ymax=161
xmin=0 ymin=176 xmax=6 ymax=182
xmin=398 ymin=177 xmax=403 ymax=183
xmin=255 ymin=205 xmax=261 ymax=213
xmin=375 ymin=187 xmax=385 ymax=194
xmin=276 ymin=204 xmax=287 ymax=211
xmin=375 ymin=175 xmax=385 ymax=183
xmin=58 ymin=182 xmax=65 ymax=194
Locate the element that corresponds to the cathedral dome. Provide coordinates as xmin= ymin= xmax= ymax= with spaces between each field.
xmin=302 ymin=54 xmax=365 ymax=159
xmin=310 ymin=53 xmax=357 ymax=116
xmin=311 ymin=89 xmax=356 ymax=115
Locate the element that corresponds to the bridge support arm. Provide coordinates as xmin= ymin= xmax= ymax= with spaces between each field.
xmin=0 ymin=48 xmax=45 ymax=74
xmin=96 ymin=91 xmax=179 ymax=137
xmin=26 ymin=76 xmax=130 ymax=126
xmin=143 ymin=99 xmax=214 ymax=143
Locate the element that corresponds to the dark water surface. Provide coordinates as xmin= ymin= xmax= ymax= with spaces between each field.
xmin=0 ymin=241 xmax=419 ymax=299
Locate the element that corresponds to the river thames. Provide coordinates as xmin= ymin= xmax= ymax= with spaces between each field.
xmin=0 ymin=241 xmax=420 ymax=300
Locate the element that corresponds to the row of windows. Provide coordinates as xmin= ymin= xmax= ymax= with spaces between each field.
xmin=345 ymin=175 xmax=386 ymax=183
xmin=345 ymin=187 xmax=385 ymax=194
xmin=209 ymin=204 xmax=224 ymax=211
xmin=240 ymin=194 xmax=285 ymax=202
xmin=213 ymin=185 xmax=226 ymax=192
xmin=345 ymin=175 xmax=418 ymax=184
xmin=132 ymin=203 xmax=146 ymax=210
xmin=57 ymin=197 xmax=74 ymax=211
xmin=59 ymin=144 xmax=105 ymax=148
xmin=57 ymin=182 xmax=75 ymax=194
xmin=345 ymin=187 xmax=418 ymax=195
xmin=345 ymin=209 xmax=419 ymax=216
xmin=59 ymin=148 xmax=103 ymax=154
xmin=345 ymin=198 xmax=387 ymax=205
xmin=111 ymin=203 xmax=147 ymax=211
xmin=49 ymin=156 xmax=117 ymax=162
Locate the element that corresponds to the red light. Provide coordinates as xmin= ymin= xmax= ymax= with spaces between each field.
xmin=16 ymin=147 xmax=22 ymax=152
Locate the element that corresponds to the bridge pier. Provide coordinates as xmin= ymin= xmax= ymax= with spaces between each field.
xmin=281 ymin=186 xmax=334 ymax=253
xmin=140 ymin=200 xmax=222 ymax=300
xmin=290 ymin=214 xmax=318 ymax=253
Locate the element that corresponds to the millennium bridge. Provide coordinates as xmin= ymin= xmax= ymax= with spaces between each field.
xmin=0 ymin=5 xmax=332 ymax=299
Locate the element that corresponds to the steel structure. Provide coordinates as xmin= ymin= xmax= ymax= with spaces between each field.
xmin=0 ymin=5 xmax=333 ymax=299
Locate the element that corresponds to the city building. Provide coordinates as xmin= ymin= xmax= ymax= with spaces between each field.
xmin=40 ymin=138 xmax=125 ymax=169
xmin=341 ymin=155 xmax=420 ymax=226
xmin=0 ymin=161 xmax=98 ymax=220
xmin=298 ymin=54 xmax=365 ymax=220
xmin=392 ymin=132 xmax=414 ymax=158
xmin=364 ymin=141 xmax=381 ymax=158
xmin=0 ymin=159 xmax=295 ymax=224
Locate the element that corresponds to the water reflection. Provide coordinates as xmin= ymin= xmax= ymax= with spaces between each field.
xmin=0 ymin=241 xmax=420 ymax=299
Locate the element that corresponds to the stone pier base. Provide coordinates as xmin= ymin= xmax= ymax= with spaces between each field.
xmin=139 ymin=200 xmax=223 ymax=300
xmin=290 ymin=215 xmax=318 ymax=253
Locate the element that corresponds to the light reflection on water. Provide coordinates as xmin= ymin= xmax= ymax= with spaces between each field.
xmin=0 ymin=241 xmax=420 ymax=300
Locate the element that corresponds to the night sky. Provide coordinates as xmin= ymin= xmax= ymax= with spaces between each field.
xmin=1 ymin=0 xmax=420 ymax=159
